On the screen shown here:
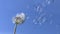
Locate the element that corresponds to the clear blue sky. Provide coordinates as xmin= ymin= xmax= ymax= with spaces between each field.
xmin=0 ymin=0 xmax=60 ymax=34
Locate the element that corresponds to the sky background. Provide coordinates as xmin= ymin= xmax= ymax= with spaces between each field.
xmin=0 ymin=0 xmax=60 ymax=34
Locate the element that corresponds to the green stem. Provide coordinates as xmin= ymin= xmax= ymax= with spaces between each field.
xmin=14 ymin=24 xmax=17 ymax=34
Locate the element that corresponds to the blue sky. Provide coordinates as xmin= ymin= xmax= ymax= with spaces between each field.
xmin=0 ymin=0 xmax=60 ymax=34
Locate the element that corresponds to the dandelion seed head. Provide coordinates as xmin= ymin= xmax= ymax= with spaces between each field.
xmin=12 ymin=12 xmax=26 ymax=24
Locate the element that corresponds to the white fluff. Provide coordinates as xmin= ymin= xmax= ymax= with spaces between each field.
xmin=12 ymin=12 xmax=25 ymax=24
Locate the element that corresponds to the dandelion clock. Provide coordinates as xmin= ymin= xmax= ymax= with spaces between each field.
xmin=12 ymin=12 xmax=26 ymax=34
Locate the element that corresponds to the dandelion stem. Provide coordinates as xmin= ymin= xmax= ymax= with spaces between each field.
xmin=14 ymin=24 xmax=17 ymax=34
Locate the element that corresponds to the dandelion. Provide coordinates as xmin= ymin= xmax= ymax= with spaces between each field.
xmin=12 ymin=12 xmax=26 ymax=34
